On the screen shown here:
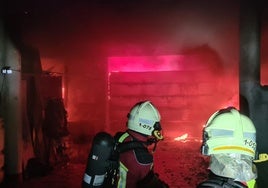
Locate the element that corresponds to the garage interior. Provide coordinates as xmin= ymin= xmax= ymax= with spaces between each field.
xmin=0 ymin=0 xmax=268 ymax=187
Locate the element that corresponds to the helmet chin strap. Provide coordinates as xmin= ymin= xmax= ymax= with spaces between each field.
xmin=146 ymin=138 xmax=158 ymax=153
xmin=146 ymin=130 xmax=164 ymax=153
xmin=127 ymin=129 xmax=163 ymax=153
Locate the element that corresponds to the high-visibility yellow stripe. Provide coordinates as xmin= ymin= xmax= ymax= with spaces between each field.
xmin=117 ymin=161 xmax=129 ymax=188
xmin=120 ymin=161 xmax=128 ymax=172
xmin=246 ymin=179 xmax=256 ymax=188
xmin=213 ymin=146 xmax=254 ymax=154
xmin=118 ymin=132 xmax=129 ymax=143
xmin=117 ymin=134 xmax=129 ymax=188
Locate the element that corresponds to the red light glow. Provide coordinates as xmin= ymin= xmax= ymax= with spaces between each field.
xmin=108 ymin=55 xmax=188 ymax=73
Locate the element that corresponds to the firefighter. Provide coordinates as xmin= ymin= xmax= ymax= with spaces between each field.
xmin=116 ymin=100 xmax=168 ymax=188
xmin=197 ymin=107 xmax=257 ymax=188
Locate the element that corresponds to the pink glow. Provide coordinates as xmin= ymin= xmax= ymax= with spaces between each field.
xmin=108 ymin=55 xmax=188 ymax=73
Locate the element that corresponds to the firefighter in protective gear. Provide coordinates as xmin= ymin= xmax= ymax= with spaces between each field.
xmin=197 ymin=107 xmax=257 ymax=188
xmin=116 ymin=100 xmax=168 ymax=188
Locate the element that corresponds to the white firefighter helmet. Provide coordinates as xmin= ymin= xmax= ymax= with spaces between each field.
xmin=201 ymin=107 xmax=256 ymax=158
xmin=127 ymin=101 xmax=163 ymax=140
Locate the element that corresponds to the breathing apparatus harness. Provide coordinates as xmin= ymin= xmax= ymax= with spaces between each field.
xmin=117 ymin=130 xmax=168 ymax=188
xmin=82 ymin=131 xmax=159 ymax=188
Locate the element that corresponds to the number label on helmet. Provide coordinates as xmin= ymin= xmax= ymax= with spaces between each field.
xmin=244 ymin=139 xmax=256 ymax=150
xmin=139 ymin=123 xmax=152 ymax=131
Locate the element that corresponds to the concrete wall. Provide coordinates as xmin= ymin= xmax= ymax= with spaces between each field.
xmin=0 ymin=19 xmax=23 ymax=178
xmin=239 ymin=1 xmax=268 ymax=187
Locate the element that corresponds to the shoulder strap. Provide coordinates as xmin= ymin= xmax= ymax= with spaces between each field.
xmin=118 ymin=141 xmax=145 ymax=153
xmin=115 ymin=132 xmax=145 ymax=153
xmin=115 ymin=132 xmax=153 ymax=164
